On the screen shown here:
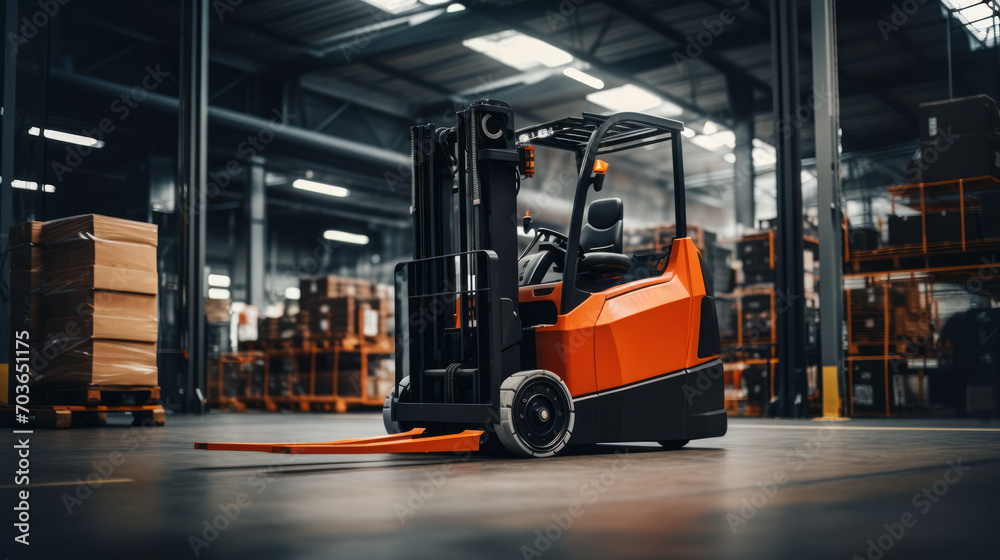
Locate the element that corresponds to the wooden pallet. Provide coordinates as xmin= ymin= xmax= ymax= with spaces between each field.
xmin=0 ymin=404 xmax=165 ymax=429
xmin=36 ymin=384 xmax=161 ymax=406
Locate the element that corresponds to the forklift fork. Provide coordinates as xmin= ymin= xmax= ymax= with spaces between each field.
xmin=195 ymin=428 xmax=483 ymax=455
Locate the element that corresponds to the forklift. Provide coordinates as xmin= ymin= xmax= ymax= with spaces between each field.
xmin=197 ymin=99 xmax=726 ymax=458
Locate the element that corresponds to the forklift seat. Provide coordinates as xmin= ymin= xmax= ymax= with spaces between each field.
xmin=579 ymin=198 xmax=631 ymax=276
xmin=581 ymin=198 xmax=624 ymax=254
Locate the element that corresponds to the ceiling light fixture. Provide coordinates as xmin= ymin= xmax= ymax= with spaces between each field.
xmin=587 ymin=84 xmax=663 ymax=113
xmin=293 ymin=179 xmax=350 ymax=198
xmin=28 ymin=126 xmax=105 ymax=148
xmin=562 ymin=67 xmax=604 ymax=89
xmin=324 ymin=229 xmax=370 ymax=245
xmin=463 ymin=30 xmax=573 ymax=71
xmin=360 ymin=0 xmax=420 ymax=14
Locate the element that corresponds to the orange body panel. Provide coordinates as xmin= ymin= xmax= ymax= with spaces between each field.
xmin=519 ymin=238 xmax=717 ymax=398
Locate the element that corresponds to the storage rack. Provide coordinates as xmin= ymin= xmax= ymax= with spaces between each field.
xmin=844 ymin=175 xmax=1000 ymax=416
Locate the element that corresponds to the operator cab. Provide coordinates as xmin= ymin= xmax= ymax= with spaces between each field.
xmin=517 ymin=197 xmax=632 ymax=290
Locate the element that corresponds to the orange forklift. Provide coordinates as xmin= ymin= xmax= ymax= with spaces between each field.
xmin=197 ymin=100 xmax=726 ymax=457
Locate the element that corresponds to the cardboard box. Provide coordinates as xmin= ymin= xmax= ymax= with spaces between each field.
xmin=35 ymin=338 xmax=158 ymax=387
xmin=39 ymin=266 xmax=158 ymax=295
xmin=205 ymin=298 xmax=232 ymax=324
xmin=43 ymin=315 xmax=158 ymax=343
xmin=41 ymin=214 xmax=158 ymax=247
xmin=300 ymin=275 xmax=373 ymax=301
xmin=309 ymin=297 xmax=356 ymax=336
xmin=42 ymin=238 xmax=157 ymax=274
xmin=44 ymin=289 xmax=157 ymax=318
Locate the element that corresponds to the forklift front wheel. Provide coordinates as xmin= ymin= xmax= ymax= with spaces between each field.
xmin=497 ymin=370 xmax=575 ymax=458
xmin=382 ymin=376 xmax=411 ymax=435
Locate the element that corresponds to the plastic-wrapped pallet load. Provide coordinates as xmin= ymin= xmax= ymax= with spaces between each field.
xmin=30 ymin=214 xmax=159 ymax=388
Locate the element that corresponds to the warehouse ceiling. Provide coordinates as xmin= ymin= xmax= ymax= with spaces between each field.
xmin=50 ymin=0 xmax=1000 ymax=221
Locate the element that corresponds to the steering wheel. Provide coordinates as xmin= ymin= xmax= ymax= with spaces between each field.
xmin=519 ymin=227 xmax=569 ymax=261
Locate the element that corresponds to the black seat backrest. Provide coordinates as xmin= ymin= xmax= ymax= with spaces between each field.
xmin=580 ymin=198 xmax=624 ymax=254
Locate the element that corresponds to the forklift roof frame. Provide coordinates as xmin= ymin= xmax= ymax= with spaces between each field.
xmin=516 ymin=112 xmax=688 ymax=314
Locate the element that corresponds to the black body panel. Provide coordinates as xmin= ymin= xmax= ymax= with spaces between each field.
xmin=568 ymin=359 xmax=727 ymax=444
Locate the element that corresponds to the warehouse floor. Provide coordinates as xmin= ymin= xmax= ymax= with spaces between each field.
xmin=6 ymin=413 xmax=1000 ymax=559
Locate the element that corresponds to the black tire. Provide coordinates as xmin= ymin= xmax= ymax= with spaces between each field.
xmin=496 ymin=370 xmax=575 ymax=458
xmin=658 ymin=439 xmax=689 ymax=450
xmin=382 ymin=376 xmax=411 ymax=434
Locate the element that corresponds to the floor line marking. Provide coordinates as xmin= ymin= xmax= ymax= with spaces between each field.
xmin=728 ymin=425 xmax=1000 ymax=432
xmin=0 ymin=478 xmax=134 ymax=489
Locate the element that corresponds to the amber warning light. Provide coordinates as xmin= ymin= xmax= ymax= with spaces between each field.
xmin=520 ymin=145 xmax=535 ymax=178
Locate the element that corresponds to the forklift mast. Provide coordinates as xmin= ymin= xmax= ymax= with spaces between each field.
xmin=397 ymin=100 xmax=523 ymax=432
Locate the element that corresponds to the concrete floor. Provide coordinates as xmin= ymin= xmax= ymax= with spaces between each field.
xmin=4 ymin=413 xmax=999 ymax=560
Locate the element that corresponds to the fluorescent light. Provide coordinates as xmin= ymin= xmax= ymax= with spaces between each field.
xmin=586 ymin=84 xmax=663 ymax=112
xmin=11 ymin=179 xmax=55 ymax=193
xmin=562 ymin=67 xmax=604 ymax=89
xmin=293 ymin=179 xmax=350 ymax=197
xmin=324 ymin=229 xmax=370 ymax=245
xmin=208 ymin=274 xmax=231 ymax=288
xmin=285 ymin=287 xmax=301 ymax=300
xmin=463 ymin=30 xmax=573 ymax=71
xmin=690 ymin=134 xmax=727 ymax=151
xmin=723 ymin=153 xmax=736 ymax=163
xmin=208 ymin=288 xmax=231 ymax=300
xmin=681 ymin=127 xmax=696 ymax=138
xmin=446 ymin=2 xmax=465 ymax=12
xmin=28 ymin=126 xmax=105 ymax=148
xmin=960 ymin=4 xmax=992 ymax=22
xmin=360 ymin=0 xmax=420 ymax=14
xmin=711 ymin=130 xmax=736 ymax=149
xmin=752 ymin=147 xmax=777 ymax=166
xmin=702 ymin=121 xmax=719 ymax=135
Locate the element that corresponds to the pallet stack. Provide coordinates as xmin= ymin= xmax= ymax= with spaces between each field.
xmin=3 ymin=215 xmax=164 ymax=428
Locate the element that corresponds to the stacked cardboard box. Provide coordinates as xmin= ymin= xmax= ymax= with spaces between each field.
xmin=300 ymin=275 xmax=373 ymax=301
xmin=31 ymin=215 xmax=159 ymax=388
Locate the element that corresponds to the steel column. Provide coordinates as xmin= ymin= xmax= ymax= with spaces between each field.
xmin=770 ymin=0 xmax=807 ymax=417
xmin=811 ymin=0 xmax=844 ymax=418
xmin=728 ymin=77 xmax=756 ymax=230
xmin=179 ymin=0 xmax=209 ymax=413
xmin=0 ymin=0 xmax=19 ymax=369
xmin=247 ymin=158 xmax=266 ymax=307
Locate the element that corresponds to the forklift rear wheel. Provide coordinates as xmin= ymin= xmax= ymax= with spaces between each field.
xmin=658 ymin=440 xmax=689 ymax=450
xmin=497 ymin=370 xmax=575 ymax=458
xmin=382 ymin=376 xmax=411 ymax=435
